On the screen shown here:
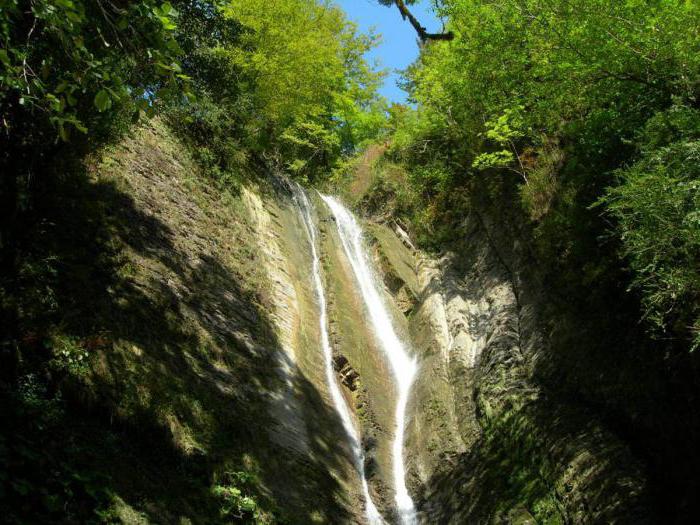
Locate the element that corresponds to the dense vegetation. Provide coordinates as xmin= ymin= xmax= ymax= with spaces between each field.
xmin=337 ymin=2 xmax=700 ymax=519
xmin=359 ymin=0 xmax=700 ymax=352
xmin=2 ymin=0 xmax=700 ymax=522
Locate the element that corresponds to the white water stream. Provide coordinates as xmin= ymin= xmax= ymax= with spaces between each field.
xmin=321 ymin=195 xmax=419 ymax=525
xmin=295 ymin=188 xmax=384 ymax=525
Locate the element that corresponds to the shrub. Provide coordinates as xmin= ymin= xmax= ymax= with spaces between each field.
xmin=212 ymin=470 xmax=269 ymax=523
xmin=601 ymin=107 xmax=700 ymax=349
xmin=47 ymin=333 xmax=90 ymax=376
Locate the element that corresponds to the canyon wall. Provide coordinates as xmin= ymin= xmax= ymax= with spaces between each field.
xmin=364 ymin=208 xmax=650 ymax=524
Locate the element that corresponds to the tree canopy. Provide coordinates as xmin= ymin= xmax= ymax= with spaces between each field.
xmin=220 ymin=0 xmax=387 ymax=177
xmin=0 ymin=0 xmax=187 ymax=142
xmin=379 ymin=0 xmax=700 ymax=349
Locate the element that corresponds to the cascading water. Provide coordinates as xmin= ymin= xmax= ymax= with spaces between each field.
xmin=321 ymin=195 xmax=419 ymax=525
xmin=294 ymin=187 xmax=384 ymax=525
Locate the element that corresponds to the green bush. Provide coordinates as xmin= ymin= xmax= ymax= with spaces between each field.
xmin=212 ymin=470 xmax=269 ymax=523
xmin=47 ymin=333 xmax=90 ymax=376
xmin=601 ymin=107 xmax=700 ymax=349
xmin=166 ymin=93 xmax=248 ymax=191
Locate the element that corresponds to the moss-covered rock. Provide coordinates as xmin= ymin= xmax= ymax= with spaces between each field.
xmin=355 ymin=156 xmax=650 ymax=524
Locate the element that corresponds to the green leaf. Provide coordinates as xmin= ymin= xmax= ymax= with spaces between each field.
xmin=55 ymin=0 xmax=75 ymax=9
xmin=166 ymin=38 xmax=182 ymax=54
xmin=239 ymin=496 xmax=257 ymax=512
xmin=94 ymin=89 xmax=112 ymax=112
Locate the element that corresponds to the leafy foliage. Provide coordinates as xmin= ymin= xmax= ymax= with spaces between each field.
xmin=213 ymin=471 xmax=270 ymax=523
xmin=601 ymin=107 xmax=700 ymax=349
xmin=0 ymin=0 xmax=187 ymax=140
xmin=46 ymin=333 xmax=91 ymax=376
xmin=164 ymin=0 xmax=387 ymax=184
xmin=220 ymin=0 xmax=387 ymax=179
xmin=472 ymin=106 xmax=526 ymax=180
xmin=382 ymin=0 xmax=700 ymax=349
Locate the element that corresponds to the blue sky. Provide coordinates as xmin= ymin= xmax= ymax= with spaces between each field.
xmin=334 ymin=0 xmax=442 ymax=104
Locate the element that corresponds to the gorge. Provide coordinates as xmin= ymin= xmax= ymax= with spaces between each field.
xmin=0 ymin=117 xmax=682 ymax=523
xmin=2 ymin=1 xmax=699 ymax=524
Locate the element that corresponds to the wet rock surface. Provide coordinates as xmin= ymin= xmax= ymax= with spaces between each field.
xmin=366 ymin=205 xmax=649 ymax=524
xmin=238 ymin=177 xmax=650 ymax=523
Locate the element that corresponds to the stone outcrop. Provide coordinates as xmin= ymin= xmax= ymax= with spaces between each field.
xmin=366 ymin=205 xmax=650 ymax=524
xmin=39 ymin=116 xmax=652 ymax=523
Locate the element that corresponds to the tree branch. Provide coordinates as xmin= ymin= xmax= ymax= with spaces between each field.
xmin=393 ymin=0 xmax=454 ymax=42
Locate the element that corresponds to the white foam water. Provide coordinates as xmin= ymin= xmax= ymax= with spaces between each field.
xmin=295 ymin=187 xmax=384 ymax=525
xmin=321 ymin=195 xmax=419 ymax=525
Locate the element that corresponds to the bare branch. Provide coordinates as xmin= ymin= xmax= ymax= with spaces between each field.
xmin=393 ymin=0 xmax=454 ymax=42
xmin=23 ymin=16 xmax=38 ymax=94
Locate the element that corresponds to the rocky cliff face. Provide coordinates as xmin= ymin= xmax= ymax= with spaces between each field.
xmin=236 ymin=165 xmax=651 ymax=523
xmin=363 ymin=205 xmax=650 ymax=524
xmin=30 ymin=118 xmax=651 ymax=523
xmin=39 ymin=119 xmax=378 ymax=523
xmin=241 ymin=184 xmax=370 ymax=523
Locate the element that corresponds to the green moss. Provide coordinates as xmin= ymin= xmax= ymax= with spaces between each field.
xmin=0 ymin=119 xmax=290 ymax=523
xmin=475 ymin=409 xmax=565 ymax=524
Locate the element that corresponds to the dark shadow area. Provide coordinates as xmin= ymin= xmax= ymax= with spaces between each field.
xmin=0 ymin=150 xmax=355 ymax=523
xmin=536 ymin=294 xmax=700 ymax=525
xmin=439 ymin=180 xmax=700 ymax=524
xmin=418 ymin=398 xmax=650 ymax=525
xmin=487 ymin=184 xmax=700 ymax=524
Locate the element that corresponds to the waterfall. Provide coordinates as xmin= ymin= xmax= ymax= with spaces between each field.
xmin=294 ymin=187 xmax=384 ymax=525
xmin=321 ymin=195 xmax=419 ymax=525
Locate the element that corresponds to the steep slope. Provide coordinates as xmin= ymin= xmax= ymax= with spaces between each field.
xmin=334 ymin=150 xmax=651 ymax=524
xmin=1 ymin=119 xmax=369 ymax=524
xmin=2 ymin=115 xmax=655 ymax=524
